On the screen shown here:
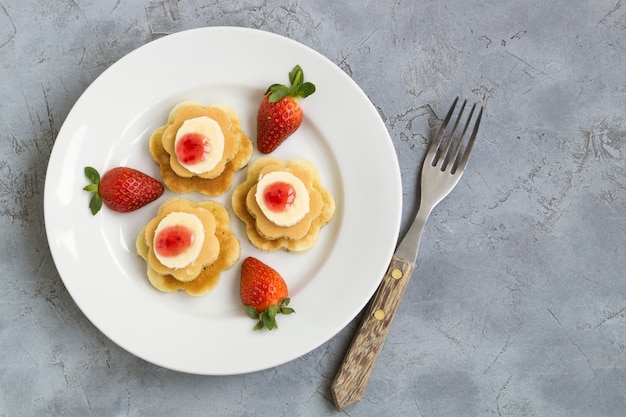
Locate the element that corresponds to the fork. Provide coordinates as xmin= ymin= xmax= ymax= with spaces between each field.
xmin=331 ymin=97 xmax=483 ymax=411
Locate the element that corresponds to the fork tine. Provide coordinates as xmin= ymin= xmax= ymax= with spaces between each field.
xmin=428 ymin=96 xmax=459 ymax=163
xmin=438 ymin=99 xmax=467 ymax=170
xmin=453 ymin=104 xmax=483 ymax=174
xmin=449 ymin=102 xmax=476 ymax=173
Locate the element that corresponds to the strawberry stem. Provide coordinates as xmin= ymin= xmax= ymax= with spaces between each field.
xmin=83 ymin=166 xmax=103 ymax=215
xmin=265 ymin=65 xmax=316 ymax=103
xmin=245 ymin=298 xmax=295 ymax=331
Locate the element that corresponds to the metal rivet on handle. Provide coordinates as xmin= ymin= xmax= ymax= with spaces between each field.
xmin=374 ymin=309 xmax=385 ymax=320
xmin=391 ymin=268 xmax=403 ymax=279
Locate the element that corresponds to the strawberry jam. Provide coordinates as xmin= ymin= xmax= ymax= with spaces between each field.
xmin=264 ymin=182 xmax=296 ymax=212
xmin=176 ymin=133 xmax=211 ymax=165
xmin=155 ymin=225 xmax=194 ymax=257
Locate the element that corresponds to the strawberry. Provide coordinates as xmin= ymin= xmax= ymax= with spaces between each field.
xmin=83 ymin=166 xmax=164 ymax=215
xmin=256 ymin=64 xmax=316 ymax=153
xmin=240 ymin=257 xmax=295 ymax=331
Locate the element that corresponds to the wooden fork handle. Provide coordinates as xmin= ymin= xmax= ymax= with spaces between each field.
xmin=330 ymin=255 xmax=415 ymax=411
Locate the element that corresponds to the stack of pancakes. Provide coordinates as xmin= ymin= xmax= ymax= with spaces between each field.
xmin=149 ymin=102 xmax=253 ymax=196
xmin=136 ymin=198 xmax=240 ymax=295
xmin=232 ymin=157 xmax=335 ymax=252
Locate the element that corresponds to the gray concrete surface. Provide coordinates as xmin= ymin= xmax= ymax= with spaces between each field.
xmin=1 ymin=1 xmax=625 ymax=416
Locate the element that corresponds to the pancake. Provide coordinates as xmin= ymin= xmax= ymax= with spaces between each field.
xmin=150 ymin=102 xmax=253 ymax=196
xmin=136 ymin=198 xmax=240 ymax=295
xmin=246 ymin=163 xmax=324 ymax=241
xmin=141 ymin=198 xmax=220 ymax=282
xmin=232 ymin=157 xmax=335 ymax=252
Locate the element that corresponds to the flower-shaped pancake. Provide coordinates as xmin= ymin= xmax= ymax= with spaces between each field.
xmin=150 ymin=102 xmax=253 ymax=196
xmin=141 ymin=198 xmax=219 ymax=282
xmin=246 ymin=162 xmax=323 ymax=241
xmin=232 ymin=157 xmax=335 ymax=252
xmin=136 ymin=198 xmax=240 ymax=295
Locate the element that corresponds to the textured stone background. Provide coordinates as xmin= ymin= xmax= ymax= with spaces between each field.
xmin=1 ymin=1 xmax=625 ymax=416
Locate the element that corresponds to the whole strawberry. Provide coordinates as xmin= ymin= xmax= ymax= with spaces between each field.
xmin=257 ymin=64 xmax=316 ymax=153
xmin=240 ymin=257 xmax=295 ymax=331
xmin=83 ymin=166 xmax=164 ymax=215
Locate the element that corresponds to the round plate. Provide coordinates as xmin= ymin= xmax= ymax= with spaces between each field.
xmin=44 ymin=27 xmax=401 ymax=375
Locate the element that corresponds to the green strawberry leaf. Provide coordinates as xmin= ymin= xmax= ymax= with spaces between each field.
xmin=84 ymin=166 xmax=100 ymax=184
xmin=298 ymin=82 xmax=316 ymax=98
xmin=244 ymin=305 xmax=259 ymax=319
xmin=267 ymin=84 xmax=290 ymax=103
xmin=280 ymin=306 xmax=295 ymax=315
xmin=84 ymin=166 xmax=103 ymax=215
xmin=268 ymin=304 xmax=279 ymax=318
xmin=89 ymin=194 xmax=103 ymax=215
xmin=265 ymin=83 xmax=282 ymax=95
xmin=261 ymin=311 xmax=275 ymax=330
xmin=279 ymin=298 xmax=295 ymax=315
xmin=288 ymin=65 xmax=302 ymax=85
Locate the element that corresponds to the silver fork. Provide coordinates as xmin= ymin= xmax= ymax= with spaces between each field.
xmin=396 ymin=97 xmax=483 ymax=261
xmin=331 ymin=97 xmax=483 ymax=411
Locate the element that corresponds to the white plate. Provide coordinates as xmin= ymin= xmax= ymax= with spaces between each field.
xmin=44 ymin=27 xmax=401 ymax=375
